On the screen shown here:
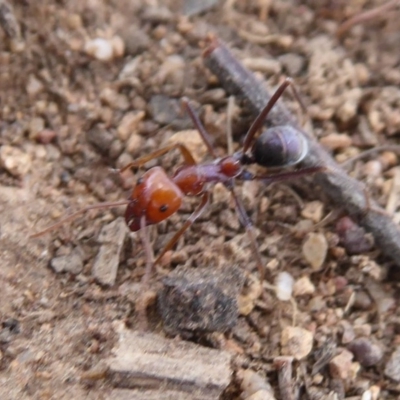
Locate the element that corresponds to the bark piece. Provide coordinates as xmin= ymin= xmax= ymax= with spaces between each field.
xmin=203 ymin=38 xmax=400 ymax=270
xmin=108 ymin=329 xmax=232 ymax=399
xmin=92 ymin=217 xmax=127 ymax=286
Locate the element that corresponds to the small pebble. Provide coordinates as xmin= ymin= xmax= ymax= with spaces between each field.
xmin=353 ymin=290 xmax=372 ymax=310
xmin=363 ymin=160 xmax=382 ymax=178
xmin=212 ymin=182 xmax=230 ymax=205
xmin=281 ymin=326 xmax=313 ymax=360
xmin=167 ymin=130 xmax=208 ymax=163
xmin=365 ymin=278 xmax=395 ymax=314
xmin=26 ymin=74 xmax=44 ymax=97
xmin=155 ymin=55 xmax=185 ymax=87
xmin=336 ymin=217 xmax=373 ymax=255
xmin=117 ymin=111 xmax=146 ymax=142
xmin=238 ymin=277 xmax=262 ymax=316
xmin=142 ymin=6 xmax=173 ymax=23
xmin=111 ymin=35 xmax=125 ymax=58
xmin=301 ymin=201 xmax=324 ymax=223
xmin=0 ymin=145 xmax=32 ymax=177
xmin=302 ymin=233 xmax=328 ymax=270
xmin=340 ymin=321 xmax=355 ymax=344
xmin=240 ymin=369 xmax=274 ymax=398
xmin=126 ymin=133 xmax=144 ymax=157
xmin=85 ymin=36 xmax=124 ymax=62
xmin=353 ymin=324 xmax=372 ymax=338
xmin=278 ymin=53 xmax=305 ymax=76
xmin=149 ymin=95 xmax=190 ymax=128
xmin=274 ymin=272 xmax=294 ymax=301
xmin=384 ymin=346 xmax=400 ymax=382
xmin=28 ymin=117 xmax=45 ymax=140
xmin=86 ymin=125 xmax=114 ymax=155
xmin=329 ymin=349 xmax=354 ymax=380
xmin=348 ymin=337 xmax=383 ymax=367
xmin=246 ymin=391 xmax=276 ymax=400
xmin=122 ymin=27 xmax=150 ymax=56
xmin=50 ymin=248 xmax=84 ymax=275
xmin=85 ymin=38 xmax=113 ymax=61
xmin=293 ymin=276 xmax=315 ymax=297
xmin=36 ymin=129 xmax=56 ymax=144
xmin=336 ymin=88 xmax=362 ymax=122
xmin=242 ymin=58 xmax=281 ymax=75
xmin=320 ymin=133 xmax=352 ymax=150
xmin=379 ymin=151 xmax=397 ymax=168
xmin=361 ymin=385 xmax=380 ymax=400
xmin=100 ymin=87 xmax=129 ymax=110
xmin=182 ymin=0 xmax=219 ymax=16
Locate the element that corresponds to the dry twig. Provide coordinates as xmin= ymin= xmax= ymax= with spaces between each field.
xmin=203 ymin=38 xmax=400 ymax=269
xmin=274 ymin=356 xmax=295 ymax=400
xmin=336 ymin=0 xmax=400 ymax=39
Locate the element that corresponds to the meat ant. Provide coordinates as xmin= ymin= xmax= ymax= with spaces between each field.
xmin=31 ymin=78 xmax=321 ymax=281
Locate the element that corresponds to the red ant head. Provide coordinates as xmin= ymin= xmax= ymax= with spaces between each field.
xmin=125 ymin=167 xmax=183 ymax=231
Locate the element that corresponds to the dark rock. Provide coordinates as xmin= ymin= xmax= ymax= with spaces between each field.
xmin=348 ymin=337 xmax=383 ymax=367
xmin=148 ymin=95 xmax=191 ymax=129
xmin=158 ymin=265 xmax=245 ymax=336
xmin=336 ymin=216 xmax=373 ymax=255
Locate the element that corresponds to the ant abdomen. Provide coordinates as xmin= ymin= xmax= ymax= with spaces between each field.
xmin=251 ymin=125 xmax=308 ymax=168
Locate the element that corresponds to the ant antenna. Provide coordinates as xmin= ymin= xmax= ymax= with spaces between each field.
xmin=30 ymin=200 xmax=130 ymax=238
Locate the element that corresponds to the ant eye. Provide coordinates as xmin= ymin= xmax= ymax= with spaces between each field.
xmin=137 ymin=177 xmax=144 ymax=185
xmin=159 ymin=204 xmax=168 ymax=213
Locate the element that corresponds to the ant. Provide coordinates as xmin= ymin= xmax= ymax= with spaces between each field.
xmin=31 ymin=78 xmax=321 ymax=281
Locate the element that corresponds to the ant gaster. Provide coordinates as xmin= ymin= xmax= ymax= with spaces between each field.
xmin=31 ymin=78 xmax=320 ymax=280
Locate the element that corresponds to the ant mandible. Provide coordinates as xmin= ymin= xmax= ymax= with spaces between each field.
xmin=31 ymin=78 xmax=321 ymax=281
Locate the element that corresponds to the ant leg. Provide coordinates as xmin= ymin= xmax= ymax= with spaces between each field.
xmin=139 ymin=215 xmax=155 ymax=286
xmin=118 ymin=143 xmax=197 ymax=174
xmin=181 ymin=97 xmax=217 ymax=157
xmin=30 ymin=200 xmax=130 ymax=238
xmin=135 ymin=216 xmax=156 ymax=331
xmin=242 ymin=77 xmax=293 ymax=153
xmin=153 ymin=192 xmax=210 ymax=266
xmin=246 ymin=166 xmax=324 ymax=185
xmin=227 ymin=183 xmax=266 ymax=281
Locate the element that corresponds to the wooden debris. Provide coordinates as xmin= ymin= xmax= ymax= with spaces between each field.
xmin=92 ymin=217 xmax=127 ymax=286
xmin=106 ymin=388 xmax=210 ymax=400
xmin=203 ymin=38 xmax=400 ymax=271
xmin=107 ymin=328 xmax=232 ymax=399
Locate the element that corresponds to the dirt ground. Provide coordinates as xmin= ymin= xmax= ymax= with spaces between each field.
xmin=1 ymin=0 xmax=400 ymax=399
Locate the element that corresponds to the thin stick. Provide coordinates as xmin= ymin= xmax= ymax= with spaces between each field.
xmin=203 ymin=38 xmax=400 ymax=270
xmin=337 ymin=0 xmax=400 ymax=39
xmin=30 ymin=200 xmax=130 ymax=238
